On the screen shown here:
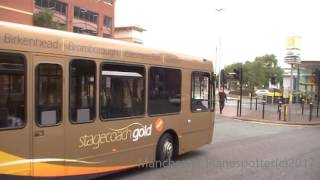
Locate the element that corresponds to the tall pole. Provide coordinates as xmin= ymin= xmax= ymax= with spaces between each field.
xmin=288 ymin=64 xmax=293 ymax=121
xmin=317 ymin=79 xmax=320 ymax=117
xmin=217 ymin=34 xmax=222 ymax=90
xmin=215 ymin=8 xmax=224 ymax=90
xmin=315 ymin=69 xmax=320 ymax=117
xmin=217 ymin=46 xmax=221 ymax=90
xmin=240 ymin=65 xmax=243 ymax=116
xmin=284 ymin=36 xmax=301 ymax=121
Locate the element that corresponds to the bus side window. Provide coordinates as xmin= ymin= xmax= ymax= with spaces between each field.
xmin=70 ymin=60 xmax=96 ymax=123
xmin=148 ymin=67 xmax=181 ymax=115
xmin=36 ymin=64 xmax=62 ymax=126
xmin=191 ymin=72 xmax=210 ymax=112
xmin=100 ymin=63 xmax=145 ymax=119
xmin=0 ymin=53 xmax=26 ymax=129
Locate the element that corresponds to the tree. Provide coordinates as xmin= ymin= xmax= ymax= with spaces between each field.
xmin=224 ymin=54 xmax=283 ymax=91
xmin=33 ymin=10 xmax=66 ymax=30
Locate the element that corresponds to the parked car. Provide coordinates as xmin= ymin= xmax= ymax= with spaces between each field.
xmin=255 ymin=89 xmax=270 ymax=97
xmin=266 ymin=88 xmax=282 ymax=97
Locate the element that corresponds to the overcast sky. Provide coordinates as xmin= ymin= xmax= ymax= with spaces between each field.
xmin=115 ymin=0 xmax=320 ymax=69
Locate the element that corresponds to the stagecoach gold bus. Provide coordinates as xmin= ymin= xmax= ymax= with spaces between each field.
xmin=0 ymin=21 xmax=215 ymax=179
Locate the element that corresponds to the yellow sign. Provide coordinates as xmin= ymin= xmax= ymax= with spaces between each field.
xmin=286 ymin=36 xmax=301 ymax=49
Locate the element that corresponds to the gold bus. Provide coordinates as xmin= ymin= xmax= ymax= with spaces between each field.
xmin=0 ymin=21 xmax=215 ymax=179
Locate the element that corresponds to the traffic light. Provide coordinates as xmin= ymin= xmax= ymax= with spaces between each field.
xmin=271 ymin=76 xmax=276 ymax=85
xmin=220 ymin=69 xmax=227 ymax=84
xmin=233 ymin=68 xmax=240 ymax=80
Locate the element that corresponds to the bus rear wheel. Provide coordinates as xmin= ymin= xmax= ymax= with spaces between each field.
xmin=156 ymin=133 xmax=175 ymax=167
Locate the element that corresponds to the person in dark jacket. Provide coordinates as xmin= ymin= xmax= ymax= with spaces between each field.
xmin=218 ymin=89 xmax=227 ymax=114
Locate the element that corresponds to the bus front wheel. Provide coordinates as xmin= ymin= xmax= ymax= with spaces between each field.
xmin=156 ymin=133 xmax=175 ymax=167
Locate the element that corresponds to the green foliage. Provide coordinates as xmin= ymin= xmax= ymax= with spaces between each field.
xmin=33 ymin=10 xmax=66 ymax=30
xmin=224 ymin=54 xmax=283 ymax=91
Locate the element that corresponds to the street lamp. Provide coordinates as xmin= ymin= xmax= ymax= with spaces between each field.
xmin=284 ymin=36 xmax=301 ymax=121
xmin=215 ymin=8 xmax=224 ymax=90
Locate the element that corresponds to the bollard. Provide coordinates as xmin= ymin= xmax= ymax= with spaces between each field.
xmin=317 ymin=102 xmax=319 ymax=118
xmin=278 ymin=101 xmax=282 ymax=121
xmin=301 ymin=99 xmax=305 ymax=115
xmin=237 ymin=100 xmax=240 ymax=117
xmin=262 ymin=101 xmax=265 ymax=119
xmin=283 ymin=105 xmax=287 ymax=121
xmin=309 ymin=103 xmax=313 ymax=121
xmin=250 ymin=94 xmax=253 ymax=110
xmin=255 ymin=98 xmax=258 ymax=111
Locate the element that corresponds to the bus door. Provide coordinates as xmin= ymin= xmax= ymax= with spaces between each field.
xmin=32 ymin=55 xmax=65 ymax=177
xmin=185 ymin=71 xmax=212 ymax=149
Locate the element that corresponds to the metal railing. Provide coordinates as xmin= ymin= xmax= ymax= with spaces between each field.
xmin=235 ymin=96 xmax=320 ymax=122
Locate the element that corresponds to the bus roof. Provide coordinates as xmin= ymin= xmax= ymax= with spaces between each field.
xmin=0 ymin=21 xmax=213 ymax=71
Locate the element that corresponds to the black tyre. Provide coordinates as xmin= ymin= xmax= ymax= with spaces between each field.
xmin=156 ymin=133 xmax=175 ymax=167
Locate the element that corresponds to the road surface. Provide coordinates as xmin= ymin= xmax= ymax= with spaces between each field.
xmin=96 ymin=116 xmax=320 ymax=180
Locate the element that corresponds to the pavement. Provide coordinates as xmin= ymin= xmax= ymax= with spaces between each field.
xmin=218 ymin=98 xmax=320 ymax=126
xmin=96 ymin=116 xmax=320 ymax=180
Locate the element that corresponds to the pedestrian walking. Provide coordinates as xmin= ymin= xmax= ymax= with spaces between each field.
xmin=218 ymin=88 xmax=227 ymax=114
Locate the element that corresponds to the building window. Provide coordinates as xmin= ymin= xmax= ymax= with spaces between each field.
xmin=103 ymin=34 xmax=112 ymax=38
xmin=191 ymin=72 xmax=210 ymax=112
xmin=73 ymin=26 xmax=82 ymax=33
xmin=104 ymin=16 xmax=112 ymax=31
xmin=100 ymin=63 xmax=145 ymax=119
xmin=36 ymin=64 xmax=62 ymax=126
xmin=0 ymin=53 xmax=26 ymax=129
xmin=70 ymin=60 xmax=96 ymax=123
xmin=73 ymin=26 xmax=97 ymax=36
xmin=148 ymin=67 xmax=181 ymax=115
xmin=99 ymin=0 xmax=113 ymax=6
xmin=74 ymin=6 xmax=98 ymax=24
xmin=35 ymin=0 xmax=67 ymax=15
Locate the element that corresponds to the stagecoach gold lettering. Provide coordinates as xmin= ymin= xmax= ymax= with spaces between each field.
xmin=66 ymin=42 xmax=121 ymax=57
xmin=3 ymin=33 xmax=58 ymax=49
xmin=79 ymin=124 xmax=152 ymax=150
xmin=132 ymin=125 xmax=152 ymax=141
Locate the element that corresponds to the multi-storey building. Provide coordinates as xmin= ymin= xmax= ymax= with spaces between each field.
xmin=0 ymin=0 xmax=115 ymax=38
xmin=114 ymin=25 xmax=146 ymax=44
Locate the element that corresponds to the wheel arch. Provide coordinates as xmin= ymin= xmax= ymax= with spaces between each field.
xmin=157 ymin=129 xmax=179 ymax=159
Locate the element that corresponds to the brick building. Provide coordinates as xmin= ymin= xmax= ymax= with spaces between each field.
xmin=0 ymin=0 xmax=115 ymax=38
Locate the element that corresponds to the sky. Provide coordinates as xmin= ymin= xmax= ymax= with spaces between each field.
xmin=115 ymin=0 xmax=320 ymax=70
